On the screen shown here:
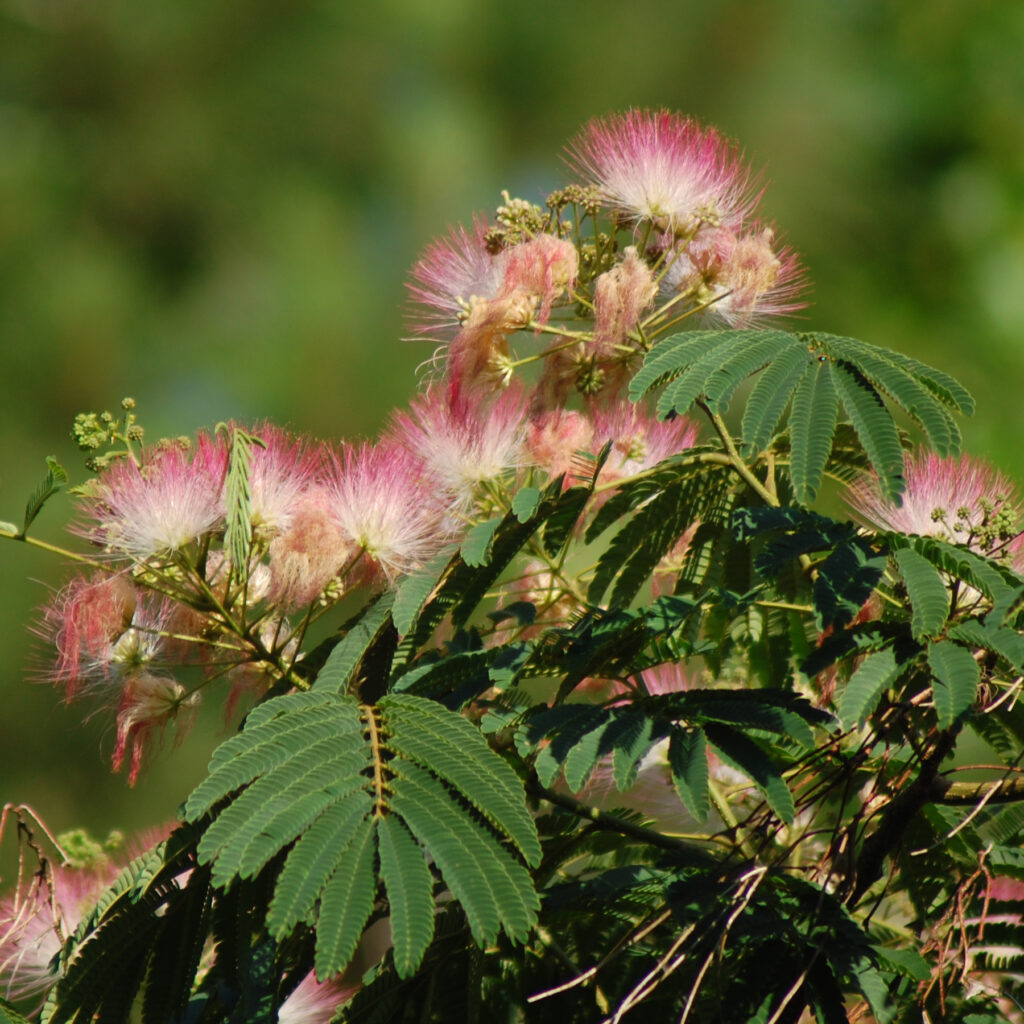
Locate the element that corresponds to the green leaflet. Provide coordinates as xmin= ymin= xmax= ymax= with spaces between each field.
xmin=928 ymin=639 xmax=980 ymax=729
xmin=460 ymin=517 xmax=501 ymax=567
xmin=741 ymin=343 xmax=814 ymax=454
xmin=377 ymin=816 xmax=435 ymax=978
xmin=627 ymin=329 xmax=740 ymax=399
xmin=668 ymin=728 xmax=710 ymax=822
xmin=186 ymin=691 xmax=540 ymax=977
xmin=217 ymin=424 xmax=262 ymax=581
xmin=828 ymin=360 xmax=905 ymax=503
xmin=314 ymin=817 xmax=378 ymax=979
xmin=0 ymin=1002 xmax=32 ymax=1024
xmin=389 ymin=761 xmax=538 ymax=945
xmin=313 ymin=593 xmax=396 ymax=693
xmin=837 ymin=645 xmax=903 ymax=728
xmin=788 ymin=357 xmax=839 ymax=505
xmin=21 ymin=455 xmax=68 ymax=537
xmin=703 ymin=722 xmax=795 ymax=824
xmin=894 ymin=547 xmax=950 ymax=640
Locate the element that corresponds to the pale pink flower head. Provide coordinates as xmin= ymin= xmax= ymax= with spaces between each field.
xmin=592 ymin=246 xmax=658 ymax=357
xmin=386 ymin=387 xmax=527 ymax=505
xmin=846 ymin=451 xmax=1024 ymax=567
xmin=0 ymin=864 xmax=113 ymax=1003
xmin=566 ymin=110 xmax=757 ymax=236
xmin=113 ymin=670 xmax=200 ymax=785
xmin=328 ymin=441 xmax=458 ymax=581
xmin=525 ymin=408 xmax=595 ymax=485
xmin=37 ymin=573 xmax=137 ymax=699
xmin=406 ymin=215 xmax=505 ymax=338
xmin=664 ymin=225 xmax=806 ymax=326
xmin=278 ymin=971 xmax=353 ymax=1024
xmin=267 ymin=488 xmax=356 ymax=609
xmin=591 ymin=401 xmax=699 ymax=484
xmin=500 ymin=233 xmax=578 ymax=327
xmin=74 ymin=442 xmax=224 ymax=562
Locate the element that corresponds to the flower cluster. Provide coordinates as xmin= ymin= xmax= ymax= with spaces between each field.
xmin=408 ymin=109 xmax=805 ymax=403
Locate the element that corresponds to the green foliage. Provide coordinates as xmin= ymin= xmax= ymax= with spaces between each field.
xmin=632 ymin=329 xmax=972 ymax=505
xmin=18 ymin=456 xmax=68 ymax=538
xmin=14 ymin=313 xmax=1023 ymax=1024
xmin=184 ymin=691 xmax=539 ymax=979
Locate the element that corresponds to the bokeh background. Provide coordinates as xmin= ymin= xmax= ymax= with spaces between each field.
xmin=2 ymin=0 xmax=1023 ymax=857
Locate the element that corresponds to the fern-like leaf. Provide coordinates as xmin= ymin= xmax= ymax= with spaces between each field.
xmin=741 ymin=343 xmax=814 ymax=454
xmin=377 ymin=815 xmax=435 ymax=978
xmin=928 ymin=639 xmax=981 ymax=728
xmin=837 ymin=645 xmax=904 ymax=728
xmin=668 ymin=727 xmax=710 ymax=822
xmin=894 ymin=547 xmax=950 ymax=640
xmin=703 ymin=722 xmax=795 ymax=823
xmin=788 ymin=357 xmax=839 ymax=504
xmin=314 ymin=816 xmax=378 ymax=979
xmin=21 ymin=455 xmax=68 ymax=537
xmin=828 ymin=359 xmax=905 ymax=502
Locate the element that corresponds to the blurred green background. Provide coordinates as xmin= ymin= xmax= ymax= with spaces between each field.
xmin=2 ymin=0 xmax=1023 ymax=856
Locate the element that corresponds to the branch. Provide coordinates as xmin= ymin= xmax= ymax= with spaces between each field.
xmin=931 ymin=775 xmax=1024 ymax=805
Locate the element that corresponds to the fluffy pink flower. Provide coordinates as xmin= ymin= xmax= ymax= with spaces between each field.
xmin=267 ymin=489 xmax=356 ymax=609
xmin=565 ymin=109 xmax=757 ymax=236
xmin=37 ymin=573 xmax=137 ymax=699
xmin=278 ymin=971 xmax=353 ymax=1024
xmin=386 ymin=387 xmax=527 ymax=504
xmin=664 ymin=225 xmax=806 ymax=326
xmin=591 ymin=401 xmax=699 ymax=483
xmin=845 ymin=451 xmax=1024 ymax=566
xmin=592 ymin=246 xmax=658 ymax=356
xmin=113 ymin=670 xmax=200 ymax=785
xmin=74 ymin=443 xmax=224 ymax=561
xmin=0 ymin=865 xmax=113 ymax=1003
xmin=328 ymin=441 xmax=458 ymax=580
xmin=406 ymin=215 xmax=504 ymax=337
xmin=525 ymin=409 xmax=595 ymax=484
xmin=500 ymin=233 xmax=578 ymax=327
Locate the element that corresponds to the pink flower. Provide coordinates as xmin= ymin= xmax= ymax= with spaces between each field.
xmin=74 ymin=443 xmax=224 ymax=561
xmin=664 ymin=225 xmax=806 ymax=326
xmin=525 ymin=409 xmax=595 ymax=485
xmin=278 ymin=971 xmax=354 ymax=1024
xmin=406 ymin=215 xmax=505 ymax=338
xmin=591 ymin=401 xmax=699 ymax=483
xmin=846 ymin=451 xmax=1024 ymax=566
xmin=592 ymin=247 xmax=658 ymax=356
xmin=113 ymin=670 xmax=200 ymax=785
xmin=37 ymin=573 xmax=137 ymax=699
xmin=328 ymin=441 xmax=458 ymax=581
xmin=0 ymin=865 xmax=114 ymax=1003
xmin=565 ymin=110 xmax=756 ymax=236
xmin=386 ymin=387 xmax=527 ymax=504
xmin=499 ymin=233 xmax=578 ymax=327
xmin=267 ymin=489 xmax=356 ymax=609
